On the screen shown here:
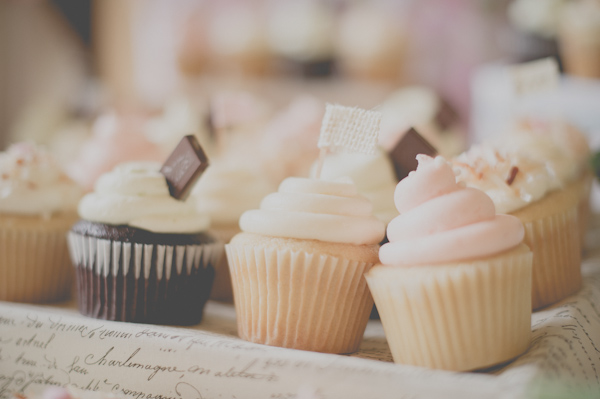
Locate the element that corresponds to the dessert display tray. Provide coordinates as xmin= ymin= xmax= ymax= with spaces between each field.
xmin=1 ymin=226 xmax=600 ymax=399
xmin=1 ymin=267 xmax=599 ymax=399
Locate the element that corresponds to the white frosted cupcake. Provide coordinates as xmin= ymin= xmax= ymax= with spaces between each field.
xmin=226 ymin=176 xmax=385 ymax=354
xmin=453 ymin=142 xmax=583 ymax=309
xmin=496 ymin=118 xmax=592 ymax=248
xmin=0 ymin=142 xmax=83 ymax=303
xmin=367 ymin=155 xmax=532 ymax=371
xmin=192 ymin=158 xmax=276 ymax=301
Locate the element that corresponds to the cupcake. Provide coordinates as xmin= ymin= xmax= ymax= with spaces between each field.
xmin=366 ymin=155 xmax=532 ymax=371
xmin=206 ymin=3 xmax=271 ymax=76
xmin=558 ymin=0 xmax=600 ymax=79
xmin=453 ymin=142 xmax=583 ymax=309
xmin=67 ymin=138 xmax=222 ymax=325
xmin=66 ymin=111 xmax=164 ymax=191
xmin=335 ymin=2 xmax=406 ymax=82
xmin=192 ymin=157 xmax=276 ymax=301
xmin=497 ymin=118 xmax=592 ymax=247
xmin=226 ymin=176 xmax=386 ymax=353
xmin=266 ymin=1 xmax=336 ymax=77
xmin=0 ymin=142 xmax=82 ymax=303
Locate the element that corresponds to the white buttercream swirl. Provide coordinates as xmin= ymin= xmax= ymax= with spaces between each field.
xmin=313 ymin=149 xmax=398 ymax=223
xmin=0 ymin=142 xmax=82 ymax=216
xmin=239 ymin=177 xmax=385 ymax=245
xmin=78 ymin=162 xmax=209 ymax=233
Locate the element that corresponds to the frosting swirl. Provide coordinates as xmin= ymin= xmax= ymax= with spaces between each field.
xmin=0 ymin=142 xmax=82 ymax=216
xmin=239 ymin=177 xmax=385 ymax=245
xmin=314 ymin=149 xmax=398 ymax=223
xmin=496 ymin=119 xmax=590 ymax=187
xmin=452 ymin=144 xmax=558 ymax=214
xmin=380 ymin=155 xmax=524 ymax=265
xmin=78 ymin=162 xmax=209 ymax=233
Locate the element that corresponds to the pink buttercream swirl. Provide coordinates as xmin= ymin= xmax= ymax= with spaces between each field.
xmin=379 ymin=155 xmax=524 ymax=266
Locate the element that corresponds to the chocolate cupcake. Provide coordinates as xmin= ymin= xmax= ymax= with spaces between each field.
xmin=68 ymin=152 xmax=221 ymax=325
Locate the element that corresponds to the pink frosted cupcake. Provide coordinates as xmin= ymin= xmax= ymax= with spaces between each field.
xmin=366 ymin=155 xmax=532 ymax=371
xmin=66 ymin=111 xmax=164 ymax=191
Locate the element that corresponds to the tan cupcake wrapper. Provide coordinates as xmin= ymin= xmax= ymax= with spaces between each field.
xmin=576 ymin=171 xmax=593 ymax=250
xmin=0 ymin=214 xmax=77 ymax=303
xmin=226 ymin=243 xmax=375 ymax=354
xmin=366 ymin=244 xmax=533 ymax=371
xmin=511 ymin=182 xmax=583 ymax=310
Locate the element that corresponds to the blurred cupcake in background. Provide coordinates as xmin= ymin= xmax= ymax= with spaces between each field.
xmin=66 ymin=110 xmax=163 ymax=191
xmin=207 ymin=1 xmax=271 ymax=77
xmin=266 ymin=0 xmax=336 ymax=77
xmin=558 ymin=0 xmax=600 ymax=79
xmin=335 ymin=2 xmax=406 ymax=82
xmin=208 ymin=90 xmax=273 ymax=154
xmin=144 ymin=96 xmax=212 ymax=157
xmin=506 ymin=0 xmax=565 ymax=63
xmin=0 ymin=142 xmax=83 ymax=303
xmin=192 ymin=155 xmax=277 ymax=302
xmin=380 ymin=86 xmax=466 ymax=158
xmin=258 ymin=95 xmax=323 ymax=184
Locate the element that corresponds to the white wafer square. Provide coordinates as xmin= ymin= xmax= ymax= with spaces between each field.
xmin=318 ymin=104 xmax=382 ymax=155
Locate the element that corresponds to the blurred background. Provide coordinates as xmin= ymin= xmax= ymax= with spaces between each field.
xmin=2 ymin=0 xmax=600 ymax=173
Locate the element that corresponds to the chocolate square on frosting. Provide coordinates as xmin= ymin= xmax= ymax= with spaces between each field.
xmin=389 ymin=128 xmax=437 ymax=181
xmin=160 ymin=135 xmax=209 ymax=200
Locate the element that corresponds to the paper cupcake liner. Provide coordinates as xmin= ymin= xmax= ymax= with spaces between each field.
xmin=208 ymin=225 xmax=240 ymax=302
xmin=0 ymin=222 xmax=74 ymax=303
xmin=511 ymin=184 xmax=582 ymax=310
xmin=575 ymin=172 xmax=593 ymax=250
xmin=68 ymin=232 xmax=222 ymax=325
xmin=366 ymin=244 xmax=532 ymax=371
xmin=226 ymin=243 xmax=375 ymax=354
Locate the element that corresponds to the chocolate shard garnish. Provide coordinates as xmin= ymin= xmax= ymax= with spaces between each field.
xmin=389 ymin=128 xmax=438 ymax=181
xmin=506 ymin=166 xmax=519 ymax=186
xmin=435 ymin=97 xmax=460 ymax=131
xmin=160 ymin=135 xmax=209 ymax=201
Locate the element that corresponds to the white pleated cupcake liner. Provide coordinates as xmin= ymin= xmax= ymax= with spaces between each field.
xmin=366 ymin=245 xmax=532 ymax=371
xmin=226 ymin=243 xmax=375 ymax=354
xmin=0 ymin=225 xmax=73 ymax=303
xmin=68 ymin=232 xmax=223 ymax=324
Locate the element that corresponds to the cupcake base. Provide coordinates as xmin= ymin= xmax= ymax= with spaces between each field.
xmin=366 ymin=244 xmax=532 ymax=371
xmin=0 ymin=212 xmax=78 ymax=303
xmin=226 ymin=232 xmax=379 ymax=354
xmin=68 ymin=221 xmax=222 ymax=325
xmin=511 ymin=179 xmax=583 ymax=309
